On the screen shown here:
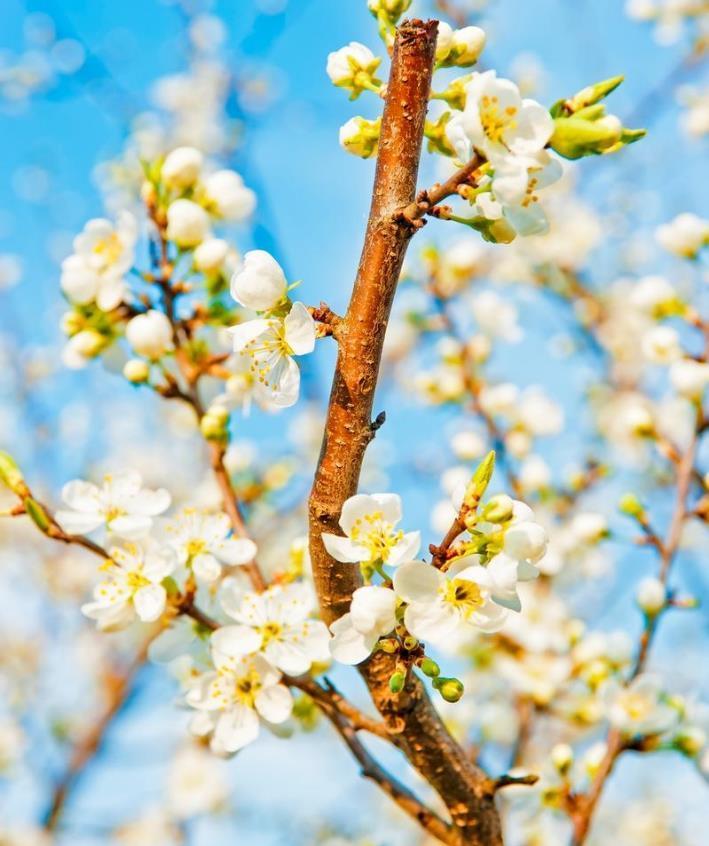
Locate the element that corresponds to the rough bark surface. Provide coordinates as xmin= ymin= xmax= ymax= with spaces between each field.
xmin=308 ymin=18 xmax=503 ymax=846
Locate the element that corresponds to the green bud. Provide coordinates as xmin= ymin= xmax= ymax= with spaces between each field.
xmin=673 ymin=726 xmax=706 ymax=757
xmin=378 ymin=638 xmax=399 ymax=654
xmin=481 ymin=493 xmax=514 ymax=524
xmin=567 ymin=76 xmax=624 ymax=113
xmin=425 ymin=113 xmax=456 ymax=158
xmin=389 ymin=671 xmax=405 ymax=693
xmin=402 ymin=635 xmax=418 ymax=651
xmin=292 ymin=694 xmax=320 ymax=731
xmin=550 ymin=115 xmax=624 ymax=159
xmin=420 ymin=657 xmax=440 ymax=678
xmin=0 ymin=452 xmax=26 ymax=495
xmin=432 ymin=74 xmax=473 ymax=112
xmin=464 ymin=450 xmax=496 ymax=509
xmin=123 ymin=359 xmax=150 ymax=384
xmin=25 ymin=498 xmax=51 ymax=533
xmin=434 ymin=677 xmax=465 ymax=703
xmin=619 ymin=492 xmax=644 ymax=519
xmin=200 ymin=406 xmax=230 ymax=442
xmin=340 ymin=116 xmax=381 ymax=159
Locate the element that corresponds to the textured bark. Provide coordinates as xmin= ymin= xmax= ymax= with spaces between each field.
xmin=308 ymin=19 xmax=503 ymax=846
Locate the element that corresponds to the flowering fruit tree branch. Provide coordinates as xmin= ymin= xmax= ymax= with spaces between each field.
xmin=308 ymin=19 xmax=503 ymax=846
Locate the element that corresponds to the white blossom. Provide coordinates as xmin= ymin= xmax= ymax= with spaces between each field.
xmin=216 ymin=582 xmax=330 ymax=674
xmin=604 ymin=674 xmax=678 ymax=736
xmin=393 ymin=558 xmax=510 ymax=644
xmin=164 ymin=509 xmax=257 ymax=582
xmin=670 ymin=358 xmax=709 ymax=398
xmin=447 ymin=70 xmax=553 ymax=164
xmin=187 ymin=649 xmax=292 ymax=754
xmin=56 ymin=471 xmax=171 ymax=538
xmin=322 ymin=493 xmax=420 ymax=567
xmin=229 ymin=302 xmax=316 ymax=408
xmin=60 ymin=212 xmax=137 ymax=310
xmin=82 ymin=541 xmax=176 ymax=630
xmin=330 ymin=585 xmax=397 ymax=665
xmin=656 ymin=212 xmax=708 ymax=259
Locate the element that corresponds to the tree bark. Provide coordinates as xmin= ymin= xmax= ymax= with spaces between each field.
xmin=308 ymin=18 xmax=503 ymax=846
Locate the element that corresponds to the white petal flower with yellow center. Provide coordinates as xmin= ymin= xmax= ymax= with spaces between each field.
xmin=56 ymin=471 xmax=171 ymax=539
xmin=229 ymin=302 xmax=316 ymax=408
xmin=215 ymin=582 xmax=330 ymax=675
xmin=164 ymin=509 xmax=257 ymax=583
xmin=447 ymin=70 xmax=553 ymax=164
xmin=60 ymin=212 xmax=137 ymax=311
xmin=329 ymin=585 xmax=397 ymax=665
xmin=393 ymin=558 xmax=510 ymax=645
xmin=604 ymin=674 xmax=678 ymax=737
xmin=322 ymin=493 xmax=420 ymax=568
xmin=187 ymin=648 xmax=293 ymax=754
xmin=81 ymin=542 xmax=176 ymax=630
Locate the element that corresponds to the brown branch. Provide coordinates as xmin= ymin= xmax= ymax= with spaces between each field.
xmin=568 ymin=415 xmax=701 ymax=845
xmin=308 ymin=19 xmax=502 ymax=846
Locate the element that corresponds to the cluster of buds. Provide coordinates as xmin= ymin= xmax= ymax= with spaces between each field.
xmin=549 ymin=76 xmax=646 ymax=159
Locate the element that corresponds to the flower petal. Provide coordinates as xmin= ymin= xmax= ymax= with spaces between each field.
xmin=393 ymin=561 xmax=442 ymax=604
xmin=255 ymin=683 xmax=293 ymax=724
xmin=214 ymin=705 xmax=260 ymax=752
xmin=133 ymin=584 xmax=166 ymax=622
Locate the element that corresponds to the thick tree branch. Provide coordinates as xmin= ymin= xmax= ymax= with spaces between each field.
xmin=308 ymin=19 xmax=502 ymax=846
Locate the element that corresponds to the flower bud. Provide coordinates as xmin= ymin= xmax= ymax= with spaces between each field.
xmin=656 ymin=212 xmax=709 ymax=260
xmin=433 ymin=677 xmax=465 ymax=703
xmin=326 ymin=42 xmax=382 ymax=99
xmin=378 ymin=638 xmax=398 ymax=654
xmin=166 ymin=199 xmax=210 ymax=247
xmin=438 ymin=26 xmax=486 ymax=68
xmin=482 ymin=494 xmax=514 ymax=524
xmin=161 ymin=146 xmax=203 ymax=189
xmin=231 ymin=250 xmax=288 ymax=312
xmin=126 ymin=310 xmax=173 ymax=360
xmin=673 ymin=726 xmax=706 ymax=757
xmin=550 ymin=114 xmax=624 ymax=159
xmin=200 ymin=406 xmax=230 ymax=443
xmin=61 ymin=311 xmax=84 ymax=337
xmin=550 ymin=743 xmax=574 ymax=774
xmin=402 ymin=635 xmax=418 ymax=651
xmin=670 ymin=359 xmax=709 ymax=399
xmin=420 ymin=657 xmax=440 ymax=678
xmin=67 ymin=329 xmax=106 ymax=359
xmin=339 ymin=116 xmax=381 ymax=158
xmin=203 ymin=170 xmax=256 ymax=222
xmin=389 ymin=670 xmax=405 ymax=693
xmin=463 ymin=450 xmax=495 ymax=509
xmin=367 ymin=0 xmax=411 ymax=21
xmin=619 ymin=492 xmax=645 ymax=519
xmin=123 ymin=359 xmax=150 ymax=384
xmin=0 ymin=452 xmax=26 ymax=495
xmin=566 ymin=76 xmax=624 ymax=113
xmin=636 ymin=577 xmax=666 ymax=616
xmin=193 ymin=238 xmax=231 ymax=275
xmin=25 ymin=497 xmax=51 ymax=533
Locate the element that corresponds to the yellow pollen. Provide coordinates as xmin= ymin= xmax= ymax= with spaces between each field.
xmin=93 ymin=232 xmax=123 ymax=265
xmin=442 ymin=578 xmax=484 ymax=618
